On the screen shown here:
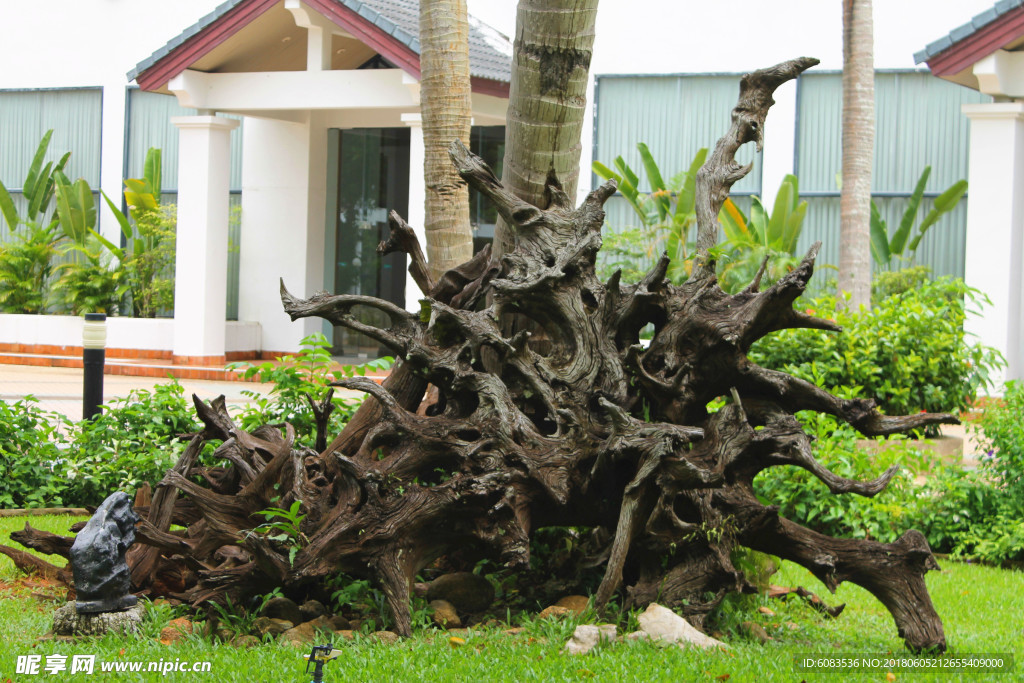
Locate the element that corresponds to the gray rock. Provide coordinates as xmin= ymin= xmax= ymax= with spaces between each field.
xmin=563 ymin=624 xmax=617 ymax=655
xmin=69 ymin=492 xmax=139 ymax=613
xmin=635 ymin=603 xmax=728 ymax=649
xmin=426 ymin=573 xmax=494 ymax=613
xmin=299 ymin=599 xmax=326 ymax=622
xmin=263 ymin=596 xmax=302 ymax=626
xmin=53 ymin=602 xmax=145 ymax=636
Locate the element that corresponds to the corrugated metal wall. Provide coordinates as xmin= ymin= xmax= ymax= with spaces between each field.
xmin=594 ymin=74 xmax=761 ymax=196
xmin=0 ymin=88 xmax=102 ymax=240
xmin=126 ymin=89 xmax=244 ymax=318
xmin=594 ymin=74 xmax=761 ymax=279
xmin=594 ymin=70 xmax=988 ymax=284
xmin=795 ymin=71 xmax=989 ymax=279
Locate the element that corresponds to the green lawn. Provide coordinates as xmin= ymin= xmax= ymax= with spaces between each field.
xmin=1 ymin=515 xmax=1020 ymax=682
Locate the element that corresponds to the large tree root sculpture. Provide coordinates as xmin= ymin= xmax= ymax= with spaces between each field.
xmin=10 ymin=57 xmax=951 ymax=652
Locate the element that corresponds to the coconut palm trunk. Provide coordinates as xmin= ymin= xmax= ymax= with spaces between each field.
xmin=419 ymin=0 xmax=474 ymax=280
xmin=493 ymin=0 xmax=600 ymax=258
xmin=838 ymin=0 xmax=875 ymax=308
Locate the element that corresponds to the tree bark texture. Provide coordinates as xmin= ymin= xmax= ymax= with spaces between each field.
xmin=493 ymin=0 xmax=600 ymax=259
xmin=420 ymin=0 xmax=474 ymax=279
xmin=838 ymin=0 xmax=875 ymax=309
xmin=8 ymin=58 xmax=951 ymax=654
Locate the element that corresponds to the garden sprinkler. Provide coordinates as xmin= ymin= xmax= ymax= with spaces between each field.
xmin=303 ymin=644 xmax=342 ymax=683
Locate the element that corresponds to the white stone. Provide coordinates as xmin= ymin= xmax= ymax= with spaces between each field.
xmin=562 ymin=624 xmax=617 ymax=655
xmin=635 ymin=603 xmax=727 ymax=649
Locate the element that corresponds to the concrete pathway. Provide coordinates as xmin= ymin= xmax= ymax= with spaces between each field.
xmin=1 ymin=364 xmax=299 ymax=422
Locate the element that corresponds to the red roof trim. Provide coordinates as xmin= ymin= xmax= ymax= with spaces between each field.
xmin=136 ymin=0 xmax=279 ymax=91
xmin=136 ymin=0 xmax=509 ymax=98
xmin=471 ymin=76 xmax=510 ymax=99
xmin=928 ymin=5 xmax=1024 ymax=77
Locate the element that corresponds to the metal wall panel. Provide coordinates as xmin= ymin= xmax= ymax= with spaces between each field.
xmin=126 ymin=90 xmax=243 ymax=190
xmin=798 ymin=195 xmax=968 ymax=280
xmin=796 ymin=71 xmax=987 ymax=280
xmin=127 ymin=89 xmax=244 ymax=318
xmin=594 ymin=75 xmax=761 ymax=195
xmin=0 ymin=88 xmax=102 ymax=236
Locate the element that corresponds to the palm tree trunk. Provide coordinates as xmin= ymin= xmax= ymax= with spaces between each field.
xmin=419 ymin=0 xmax=474 ymax=280
xmin=493 ymin=0 xmax=600 ymax=258
xmin=838 ymin=0 xmax=874 ymax=308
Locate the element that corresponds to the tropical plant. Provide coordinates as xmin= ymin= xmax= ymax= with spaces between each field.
xmin=0 ymin=129 xmax=69 ymax=231
xmin=419 ymin=0 xmax=474 ymax=278
xmin=0 ymin=397 xmax=71 ymax=508
xmin=0 ymin=130 xmax=72 ymax=314
xmin=869 ymin=166 xmax=967 ymax=270
xmin=92 ymin=148 xmax=176 ymax=317
xmin=716 ymin=174 xmax=808 ymax=292
xmin=0 ymin=221 xmax=60 ymax=313
xmin=594 ymin=147 xmax=808 ymax=292
xmin=593 ymin=145 xmax=706 ymax=282
xmin=52 ymin=171 xmax=127 ymax=314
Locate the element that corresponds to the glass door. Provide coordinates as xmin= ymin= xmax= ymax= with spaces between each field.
xmin=332 ymin=127 xmax=409 ymax=358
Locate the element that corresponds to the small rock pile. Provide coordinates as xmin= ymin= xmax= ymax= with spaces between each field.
xmin=562 ymin=603 xmax=729 ymax=655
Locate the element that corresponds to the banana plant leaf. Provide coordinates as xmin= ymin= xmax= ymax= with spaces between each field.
xmin=869 ymin=200 xmax=891 ymax=267
xmin=906 ymin=180 xmax=968 ymax=253
xmin=889 ymin=166 xmax=931 ymax=256
xmin=637 ymin=143 xmax=669 ymax=221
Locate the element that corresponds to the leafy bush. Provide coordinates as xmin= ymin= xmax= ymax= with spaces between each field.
xmin=750 ymin=277 xmax=1003 ymax=430
xmin=977 ymin=380 xmax=1024 ymax=503
xmin=230 ymin=333 xmax=387 ymax=445
xmin=0 ymin=398 xmax=70 ymax=507
xmin=870 ymin=265 xmax=931 ymax=304
xmin=753 ymin=406 xmax=927 ymax=542
xmin=61 ymin=381 xmax=200 ymax=506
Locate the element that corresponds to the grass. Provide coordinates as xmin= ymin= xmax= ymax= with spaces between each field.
xmin=1 ymin=515 xmax=1021 ymax=681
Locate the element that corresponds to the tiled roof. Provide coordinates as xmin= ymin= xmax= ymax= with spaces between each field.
xmin=914 ymin=0 xmax=1024 ymax=64
xmin=128 ymin=0 xmax=512 ymax=84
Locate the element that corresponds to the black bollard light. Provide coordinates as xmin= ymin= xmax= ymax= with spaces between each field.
xmin=82 ymin=313 xmax=106 ymax=420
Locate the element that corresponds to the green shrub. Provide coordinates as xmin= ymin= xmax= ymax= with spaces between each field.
xmin=977 ymin=380 xmax=1024 ymax=503
xmin=0 ymin=398 xmax=70 ymax=507
xmin=753 ymin=405 xmax=926 ymax=542
xmin=871 ymin=265 xmax=931 ymax=303
xmin=750 ymin=278 xmax=1003 ymax=432
xmin=61 ymin=381 xmax=200 ymax=506
xmin=230 ymin=333 xmax=385 ymax=446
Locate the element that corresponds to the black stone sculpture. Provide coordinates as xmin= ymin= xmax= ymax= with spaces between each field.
xmin=70 ymin=491 xmax=139 ymax=613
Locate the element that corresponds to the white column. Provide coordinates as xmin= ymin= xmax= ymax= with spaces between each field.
xmin=402 ymin=113 xmax=428 ymax=312
xmin=170 ymin=115 xmax=239 ymax=361
xmin=962 ymin=102 xmax=1024 ymax=387
xmin=238 ymin=114 xmax=325 ymax=355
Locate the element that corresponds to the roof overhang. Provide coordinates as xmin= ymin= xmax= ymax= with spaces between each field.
xmin=916 ymin=2 xmax=1024 ymax=94
xmin=130 ymin=0 xmax=509 ymax=99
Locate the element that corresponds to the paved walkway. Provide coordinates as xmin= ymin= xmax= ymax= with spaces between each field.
xmin=2 ymin=364 xmax=280 ymax=422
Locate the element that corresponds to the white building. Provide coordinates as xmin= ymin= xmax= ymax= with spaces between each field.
xmin=916 ymin=0 xmax=1024 ymax=383
xmin=1 ymin=0 xmax=1013 ymax=379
